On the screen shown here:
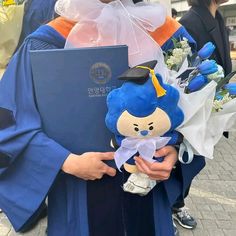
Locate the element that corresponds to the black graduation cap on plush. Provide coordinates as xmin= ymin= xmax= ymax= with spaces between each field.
xmin=133 ymin=0 xmax=143 ymax=3
xmin=118 ymin=60 xmax=157 ymax=84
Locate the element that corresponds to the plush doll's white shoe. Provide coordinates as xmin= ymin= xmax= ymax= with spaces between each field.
xmin=123 ymin=172 xmax=156 ymax=196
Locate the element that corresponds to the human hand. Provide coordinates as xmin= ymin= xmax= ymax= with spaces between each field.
xmin=134 ymin=146 xmax=177 ymax=181
xmin=62 ymin=152 xmax=116 ymax=180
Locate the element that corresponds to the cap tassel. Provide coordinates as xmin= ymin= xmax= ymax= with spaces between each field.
xmin=136 ymin=66 xmax=166 ymax=97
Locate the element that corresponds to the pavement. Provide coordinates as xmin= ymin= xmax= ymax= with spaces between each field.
xmin=0 ymin=133 xmax=236 ymax=236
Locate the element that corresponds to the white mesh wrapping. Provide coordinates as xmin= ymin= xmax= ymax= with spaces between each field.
xmin=55 ymin=0 xmax=168 ymax=78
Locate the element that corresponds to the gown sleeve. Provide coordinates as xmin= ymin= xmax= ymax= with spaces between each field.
xmin=0 ymin=38 xmax=70 ymax=231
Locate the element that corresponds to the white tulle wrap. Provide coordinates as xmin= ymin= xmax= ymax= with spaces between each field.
xmin=55 ymin=0 xmax=236 ymax=160
xmin=55 ymin=0 xmax=168 ymax=78
xmin=169 ymin=60 xmax=236 ymax=159
xmin=179 ymin=85 xmax=236 ymax=159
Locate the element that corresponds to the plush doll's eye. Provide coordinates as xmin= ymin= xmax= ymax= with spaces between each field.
xmin=133 ymin=124 xmax=139 ymax=132
xmin=148 ymin=122 xmax=154 ymax=131
xmin=149 ymin=126 xmax=154 ymax=130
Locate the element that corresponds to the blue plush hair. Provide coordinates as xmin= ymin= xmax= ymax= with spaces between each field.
xmin=105 ymin=74 xmax=184 ymax=136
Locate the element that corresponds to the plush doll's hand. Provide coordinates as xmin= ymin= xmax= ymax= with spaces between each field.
xmin=134 ymin=146 xmax=177 ymax=181
xmin=62 ymin=152 xmax=116 ymax=180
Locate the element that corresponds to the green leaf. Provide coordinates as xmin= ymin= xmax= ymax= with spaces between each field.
xmin=171 ymin=38 xmax=178 ymax=49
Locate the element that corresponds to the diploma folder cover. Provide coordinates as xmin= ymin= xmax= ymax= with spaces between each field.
xmin=30 ymin=46 xmax=128 ymax=163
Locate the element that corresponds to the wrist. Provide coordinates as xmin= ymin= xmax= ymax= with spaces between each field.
xmin=61 ymin=153 xmax=80 ymax=174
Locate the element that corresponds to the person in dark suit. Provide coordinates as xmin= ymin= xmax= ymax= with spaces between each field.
xmin=172 ymin=8 xmax=178 ymax=19
xmin=172 ymin=0 xmax=232 ymax=230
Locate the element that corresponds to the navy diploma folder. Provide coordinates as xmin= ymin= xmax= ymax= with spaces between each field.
xmin=30 ymin=46 xmax=128 ymax=159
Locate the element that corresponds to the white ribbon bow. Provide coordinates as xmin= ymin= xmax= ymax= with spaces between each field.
xmin=115 ymin=136 xmax=171 ymax=170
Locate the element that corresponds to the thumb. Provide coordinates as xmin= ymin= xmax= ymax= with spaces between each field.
xmin=155 ymin=148 xmax=167 ymax=157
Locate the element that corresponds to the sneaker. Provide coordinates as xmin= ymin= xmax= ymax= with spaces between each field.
xmin=173 ymin=221 xmax=179 ymax=236
xmin=173 ymin=207 xmax=197 ymax=229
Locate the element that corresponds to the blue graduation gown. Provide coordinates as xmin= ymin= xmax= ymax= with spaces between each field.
xmin=0 ymin=25 xmax=205 ymax=236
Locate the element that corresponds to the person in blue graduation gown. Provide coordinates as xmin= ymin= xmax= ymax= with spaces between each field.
xmin=0 ymin=3 xmax=205 ymax=236
xmin=17 ymin=0 xmax=57 ymax=47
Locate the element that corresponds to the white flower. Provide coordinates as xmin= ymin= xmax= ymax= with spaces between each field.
xmin=180 ymin=38 xmax=189 ymax=49
xmin=183 ymin=47 xmax=191 ymax=55
xmin=172 ymin=48 xmax=184 ymax=57
xmin=175 ymin=56 xmax=183 ymax=65
xmin=222 ymin=93 xmax=233 ymax=103
xmin=213 ymin=100 xmax=223 ymax=112
xmin=213 ymin=93 xmax=232 ymax=112
xmin=207 ymin=65 xmax=225 ymax=82
xmin=165 ymin=38 xmax=192 ymax=71
xmin=166 ymin=56 xmax=175 ymax=69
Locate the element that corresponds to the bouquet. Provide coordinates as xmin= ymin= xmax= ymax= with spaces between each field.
xmin=165 ymin=39 xmax=236 ymax=160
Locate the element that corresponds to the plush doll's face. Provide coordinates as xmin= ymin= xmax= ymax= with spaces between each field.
xmin=117 ymin=107 xmax=171 ymax=138
xmin=105 ymin=70 xmax=184 ymax=138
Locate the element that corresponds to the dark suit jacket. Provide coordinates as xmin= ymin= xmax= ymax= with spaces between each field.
xmin=180 ymin=6 xmax=232 ymax=75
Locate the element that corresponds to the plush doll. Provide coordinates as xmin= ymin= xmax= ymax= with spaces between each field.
xmin=105 ymin=60 xmax=184 ymax=196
